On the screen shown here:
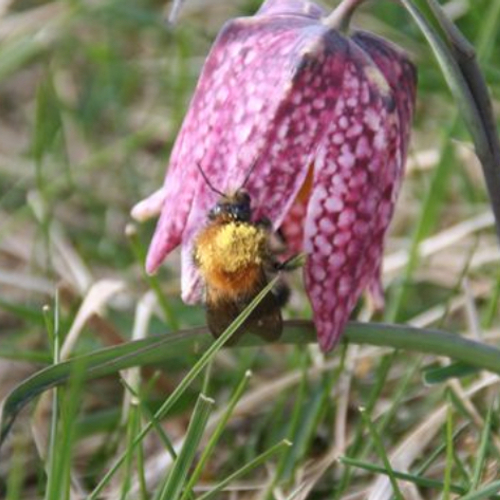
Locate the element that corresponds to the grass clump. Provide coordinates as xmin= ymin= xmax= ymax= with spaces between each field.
xmin=1 ymin=1 xmax=500 ymax=499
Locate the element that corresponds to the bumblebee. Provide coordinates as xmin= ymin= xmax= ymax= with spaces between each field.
xmin=193 ymin=189 xmax=291 ymax=343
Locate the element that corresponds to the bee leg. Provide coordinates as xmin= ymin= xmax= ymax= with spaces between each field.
xmin=255 ymin=217 xmax=289 ymax=247
xmin=255 ymin=218 xmax=289 ymax=245
xmin=275 ymin=228 xmax=288 ymax=246
xmin=275 ymin=253 xmax=306 ymax=272
xmin=269 ymin=227 xmax=289 ymax=255
xmin=272 ymin=280 xmax=290 ymax=308
xmin=255 ymin=216 xmax=272 ymax=230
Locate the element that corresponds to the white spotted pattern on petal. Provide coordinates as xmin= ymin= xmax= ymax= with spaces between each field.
xmin=145 ymin=15 xmax=311 ymax=276
xmin=177 ymin=17 xmax=349 ymax=300
xmin=304 ymin=39 xmax=403 ymax=351
xmin=141 ymin=0 xmax=417 ymax=351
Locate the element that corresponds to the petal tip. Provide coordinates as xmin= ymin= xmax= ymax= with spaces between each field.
xmin=317 ymin=324 xmax=344 ymax=352
xmin=145 ymin=256 xmax=160 ymax=275
xmin=130 ymin=187 xmax=167 ymax=223
xmin=145 ymin=239 xmax=168 ymax=275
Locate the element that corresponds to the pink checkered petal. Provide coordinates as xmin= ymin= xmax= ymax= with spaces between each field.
xmin=131 ymin=187 xmax=166 ymax=222
xmin=147 ymin=15 xmax=321 ymax=275
xmin=178 ymin=19 xmax=350 ymax=298
xmin=139 ymin=0 xmax=418 ymax=353
xmin=352 ymin=31 xmax=417 ymax=165
xmin=257 ymin=0 xmax=325 ymax=18
xmin=352 ymin=31 xmax=416 ymax=308
xmin=243 ymin=31 xmax=349 ymax=229
xmin=280 ymin=195 xmax=309 ymax=255
xmin=181 ymin=241 xmax=203 ymax=304
xmin=303 ymin=38 xmax=412 ymax=351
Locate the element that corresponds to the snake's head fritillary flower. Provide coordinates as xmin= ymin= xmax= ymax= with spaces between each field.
xmin=132 ymin=0 xmax=417 ymax=351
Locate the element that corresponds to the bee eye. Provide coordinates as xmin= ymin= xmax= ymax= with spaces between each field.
xmin=209 ymin=205 xmax=221 ymax=219
xmin=234 ymin=204 xmax=251 ymax=221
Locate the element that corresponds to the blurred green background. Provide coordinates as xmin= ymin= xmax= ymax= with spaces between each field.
xmin=1 ymin=1 xmax=500 ymax=499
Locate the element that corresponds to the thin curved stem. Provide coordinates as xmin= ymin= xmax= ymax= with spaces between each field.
xmin=323 ymin=0 xmax=369 ymax=31
xmin=399 ymin=0 xmax=500 ymax=248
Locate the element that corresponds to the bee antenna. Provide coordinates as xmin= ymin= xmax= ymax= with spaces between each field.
xmin=195 ymin=162 xmax=225 ymax=197
xmin=240 ymin=158 xmax=260 ymax=189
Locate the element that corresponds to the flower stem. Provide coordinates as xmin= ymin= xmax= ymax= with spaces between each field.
xmin=399 ymin=0 xmax=500 ymax=249
xmin=323 ymin=0 xmax=368 ymax=32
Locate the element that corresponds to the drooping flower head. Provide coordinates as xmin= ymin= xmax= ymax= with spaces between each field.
xmin=132 ymin=0 xmax=417 ymax=351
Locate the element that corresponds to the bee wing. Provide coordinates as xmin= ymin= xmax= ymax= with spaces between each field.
xmin=206 ymin=274 xmax=283 ymax=344
xmin=245 ymin=290 xmax=283 ymax=342
xmin=206 ymin=298 xmax=241 ymax=341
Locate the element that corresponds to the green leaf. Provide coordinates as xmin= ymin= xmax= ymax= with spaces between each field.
xmin=460 ymin=481 xmax=500 ymax=500
xmin=87 ymin=277 xmax=282 ymax=499
xmin=423 ymin=362 xmax=478 ymax=384
xmin=156 ymin=394 xmax=214 ymax=500
xmin=400 ymin=0 xmax=500 ymax=243
xmin=339 ymin=456 xmax=467 ymax=495
xmin=196 ymin=440 xmax=292 ymax=500
xmin=179 ymin=370 xmax=252 ymax=500
xmin=0 ymin=327 xmax=208 ymax=446
xmin=0 ymin=37 xmax=45 ymax=83
xmin=360 ymin=407 xmax=405 ymax=500
xmin=33 ymin=76 xmax=63 ymax=166
xmin=4 ymin=321 xmax=500 ymax=447
xmin=443 ymin=392 xmax=454 ymax=500
xmin=470 ymin=405 xmax=493 ymax=492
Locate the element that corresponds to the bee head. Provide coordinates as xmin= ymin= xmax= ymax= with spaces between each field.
xmin=209 ymin=190 xmax=252 ymax=222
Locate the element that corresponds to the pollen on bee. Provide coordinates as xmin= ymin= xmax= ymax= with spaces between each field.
xmin=195 ymin=222 xmax=267 ymax=275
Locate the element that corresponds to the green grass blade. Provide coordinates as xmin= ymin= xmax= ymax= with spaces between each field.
xmin=470 ymin=404 xmax=493 ymax=492
xmin=45 ymin=358 xmax=87 ymax=500
xmin=43 ymin=299 xmax=61 ymax=500
xmin=119 ymin=399 xmax=141 ymax=500
xmin=273 ymin=356 xmax=342 ymax=489
xmin=359 ymin=407 xmax=405 ymax=500
xmin=339 ymin=456 xmax=468 ymax=495
xmin=0 ymin=299 xmax=46 ymax=328
xmin=272 ymin=351 xmax=310 ymax=483
xmin=87 ymin=276 xmax=282 ymax=499
xmin=0 ymin=37 xmax=45 ymax=82
xmin=135 ymin=413 xmax=149 ymax=500
xmin=483 ymin=271 xmax=500 ymax=329
xmin=0 ymin=327 xmax=207 ymax=446
xmin=335 ymin=351 xmax=396 ymax=499
xmin=196 ymin=439 xmax=292 ymax=500
xmin=156 ymin=394 xmax=214 ymax=500
xmin=5 ymin=437 xmax=27 ymax=500
xmin=423 ymin=362 xmax=479 ymax=384
xmin=5 ymin=320 xmax=500 ymax=447
xmin=179 ymin=370 xmax=252 ymax=500
xmin=400 ymin=0 xmax=484 ymax=155
xmin=0 ymin=348 xmax=51 ymax=364
xmin=460 ymin=481 xmax=500 ymax=500
xmin=412 ymin=424 xmax=468 ymax=477
xmin=376 ymin=356 xmax=422 ymax=431
xmin=386 ymin=133 xmax=456 ymax=321
xmin=33 ymin=76 xmax=63 ymax=170
xmin=443 ymin=392 xmax=454 ymax=500
xmin=474 ymin=0 xmax=500 ymax=60
xmin=401 ymin=0 xmax=500 ymax=241
xmin=121 ymin=378 xmax=177 ymax=460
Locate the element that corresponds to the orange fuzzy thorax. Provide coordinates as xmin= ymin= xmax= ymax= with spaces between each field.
xmin=194 ymin=221 xmax=267 ymax=299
